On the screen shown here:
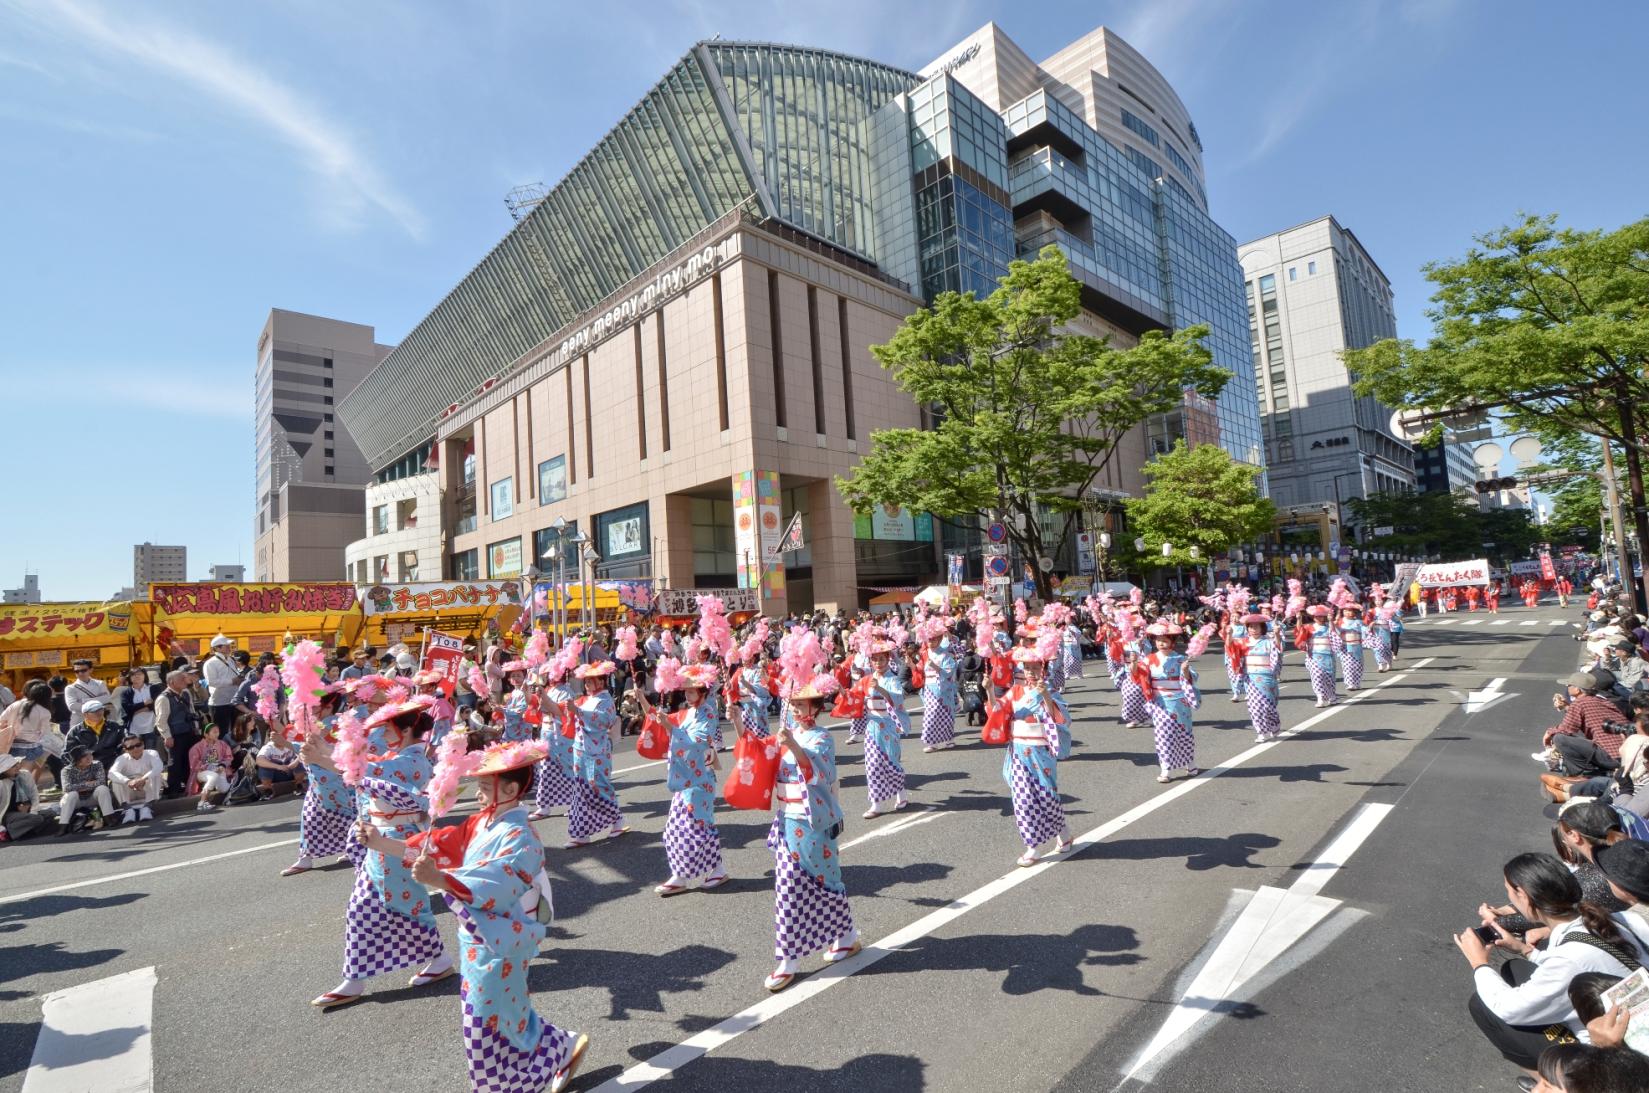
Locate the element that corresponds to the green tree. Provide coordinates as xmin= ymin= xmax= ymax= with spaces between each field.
xmin=1124 ymin=441 xmax=1274 ymax=569
xmin=1345 ymin=489 xmax=1485 ymax=559
xmin=1344 ymin=213 xmax=1649 ymax=600
xmin=836 ymin=247 xmax=1230 ymax=598
xmin=1528 ymin=431 xmax=1603 ymax=552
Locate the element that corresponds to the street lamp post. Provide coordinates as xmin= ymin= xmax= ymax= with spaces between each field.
xmin=549 ymin=516 xmax=568 ymax=643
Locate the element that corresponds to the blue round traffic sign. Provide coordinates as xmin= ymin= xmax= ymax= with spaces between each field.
xmin=987 ymin=522 xmax=1008 ymax=544
xmin=986 ymin=555 xmax=1010 ymax=577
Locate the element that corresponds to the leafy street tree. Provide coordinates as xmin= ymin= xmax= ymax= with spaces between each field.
xmin=836 ymin=247 xmax=1230 ymax=599
xmin=1344 ymin=213 xmax=1649 ymax=602
xmin=1345 ymin=489 xmax=1540 ymax=566
xmin=1125 ymin=441 xmax=1275 ymax=570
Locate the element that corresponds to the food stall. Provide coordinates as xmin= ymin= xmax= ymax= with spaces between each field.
xmin=358 ymin=580 xmax=525 ymax=650
xmin=147 ymin=582 xmax=364 ymax=660
xmin=0 ymin=599 xmax=152 ymax=692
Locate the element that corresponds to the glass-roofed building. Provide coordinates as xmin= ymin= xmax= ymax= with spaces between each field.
xmin=337 ymin=24 xmax=1263 ymax=612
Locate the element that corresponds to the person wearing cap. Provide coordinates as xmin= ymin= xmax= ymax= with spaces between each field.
xmin=1232 ymin=613 xmax=1284 ymax=743
xmin=310 ymin=700 xmax=452 ymax=1010
xmin=920 ymin=630 xmax=959 ymax=754
xmin=764 ymin=661 xmax=859 ymax=992
xmin=1299 ymin=604 xmax=1342 ymax=708
xmin=1597 ymin=839 xmax=1649 ymax=933
xmin=340 ymin=647 xmax=372 ymax=682
xmin=529 ymin=655 xmax=578 ymax=822
xmin=543 ymin=661 xmax=628 ymax=848
xmin=997 ymin=645 xmax=1073 ymax=867
xmin=362 ymin=738 xmax=589 ymax=1093
xmin=57 ymin=743 xmax=114 ymax=833
xmin=1539 ymin=672 xmax=1629 ymax=789
xmin=635 ymin=664 xmax=728 ymax=896
xmin=65 ymin=698 xmax=122 ymax=771
xmin=1136 ymin=622 xmax=1202 ymax=783
xmin=1335 ymin=603 xmax=1367 ymax=692
xmin=860 ymin=642 xmax=909 ymax=819
xmin=201 ymin=635 xmax=241 ymax=740
xmin=284 ymin=689 xmax=358 ymax=875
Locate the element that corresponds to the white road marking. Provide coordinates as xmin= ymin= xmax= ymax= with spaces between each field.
xmin=1520 ymin=620 xmax=1537 ymax=626
xmin=1461 ymin=620 xmax=1482 ymax=627
xmin=838 ymin=807 xmax=951 ymax=851
xmin=0 ymin=840 xmax=302 ymax=907
xmin=1462 ymin=677 xmax=1516 ymax=715
xmin=1491 ymin=619 xmax=1510 ymax=626
xmin=1122 ymin=804 xmax=1394 ymax=1081
xmin=592 ymin=663 xmax=1432 ymax=1092
xmin=22 ymin=966 xmax=156 ymax=1093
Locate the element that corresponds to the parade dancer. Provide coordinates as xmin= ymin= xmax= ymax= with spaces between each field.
xmin=765 ymin=671 xmax=859 ymax=992
xmin=1061 ymin=613 xmax=1085 ymax=682
xmin=734 ymin=648 xmax=773 ymax=740
xmin=687 ymin=642 xmax=726 ymax=751
xmin=1301 ymin=605 xmax=1342 ymax=707
xmin=861 ymin=642 xmax=908 ymax=818
xmin=310 ymin=700 xmax=452 ymax=1010
xmin=637 ymin=664 xmax=728 ymax=896
xmin=1117 ymin=614 xmax=1150 ymax=728
xmin=377 ymin=740 xmax=590 ymax=1093
xmin=1101 ymin=619 xmax=1126 ymax=690
xmin=1368 ymin=604 xmax=1397 ymax=673
xmin=413 ymin=669 xmax=457 ymax=746
xmin=528 ymin=657 xmax=577 ymax=822
xmin=1336 ymin=603 xmax=1367 ymax=692
xmin=1235 ymin=614 xmax=1283 ymax=742
xmin=998 ymin=646 xmax=1073 ymax=867
xmin=920 ymin=632 xmax=959 ymax=753
xmin=1222 ymin=615 xmax=1248 ymax=703
xmin=284 ymin=689 xmax=356 ymax=876
xmin=1137 ymin=623 xmax=1201 ymax=783
xmin=544 ymin=662 xmax=628 ymax=848
xmin=500 ymin=662 xmax=533 ymax=742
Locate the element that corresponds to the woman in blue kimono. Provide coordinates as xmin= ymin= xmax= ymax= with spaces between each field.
xmin=734 ymin=653 xmax=772 ymax=739
xmin=687 ymin=644 xmax=725 ymax=751
xmin=635 ymin=665 xmax=728 ymax=896
xmin=367 ymin=741 xmax=590 ymax=1093
xmin=1061 ymin=618 xmax=1085 ymax=682
xmin=1368 ymin=606 xmax=1396 ymax=673
xmin=1336 ymin=603 xmax=1367 ymax=692
xmin=861 ymin=643 xmax=908 ymax=818
xmin=1117 ymin=623 xmax=1150 ymax=728
xmin=499 ymin=662 xmax=532 ymax=743
xmin=1302 ymin=604 xmax=1343 ymax=708
xmin=528 ymin=660 xmax=576 ymax=821
xmin=284 ymin=688 xmax=357 ymax=876
xmin=920 ymin=636 xmax=959 ymax=753
xmin=542 ymin=661 xmax=627 ymax=848
xmin=1236 ymin=613 xmax=1284 ymax=742
xmin=310 ymin=699 xmax=452 ymax=1010
xmin=764 ymin=674 xmax=859 ymax=992
xmin=999 ymin=647 xmax=1072 ymax=867
xmin=1136 ymin=623 xmax=1202 ymax=784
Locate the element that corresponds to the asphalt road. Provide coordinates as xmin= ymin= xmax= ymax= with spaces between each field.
xmin=0 ymin=604 xmax=1579 ymax=1092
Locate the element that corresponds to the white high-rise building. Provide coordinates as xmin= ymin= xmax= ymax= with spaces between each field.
xmin=208 ymin=564 xmax=246 ymax=582
xmin=2 ymin=573 xmax=41 ymax=604
xmin=1238 ymin=216 xmax=1416 ymax=537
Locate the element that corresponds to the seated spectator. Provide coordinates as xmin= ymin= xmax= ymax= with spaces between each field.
xmin=1459 ymin=853 xmax=1649 ymax=1074
xmin=188 ymin=722 xmax=236 ymax=813
xmin=108 ymin=733 xmax=165 ymax=822
xmin=0 ymin=753 xmax=47 ymax=841
xmin=66 ymin=699 xmax=123 ymax=771
xmin=2 ymin=680 xmax=57 ymax=792
xmin=1605 ymin=639 xmax=1648 ymax=694
xmin=1533 ymin=1041 xmax=1649 ymax=1089
xmin=255 ymin=724 xmax=306 ymax=800
xmin=58 ymin=744 xmax=115 ymax=834
xmin=1540 ymin=674 xmax=1629 ymax=794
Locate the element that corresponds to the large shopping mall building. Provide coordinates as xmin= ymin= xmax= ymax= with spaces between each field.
xmin=336 ymin=22 xmax=1262 ymax=614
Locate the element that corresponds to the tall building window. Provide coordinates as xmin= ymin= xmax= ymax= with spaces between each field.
xmin=1121 ymin=108 xmax=1159 ymax=147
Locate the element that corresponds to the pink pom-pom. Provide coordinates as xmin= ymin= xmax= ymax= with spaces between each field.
xmin=331 ymin=710 xmax=370 ymax=787
xmin=524 ymin=630 xmax=550 ymax=669
xmin=385 ymin=684 xmax=410 ymax=705
xmin=1185 ymin=623 xmax=1216 ymax=659
xmin=1130 ymin=587 xmax=1144 ymax=606
xmin=1014 ymin=599 xmax=1028 ymax=624
xmin=426 ymin=729 xmax=481 ymax=820
xmin=1271 ymin=594 xmax=1286 ymax=616
xmin=655 ymin=656 xmax=685 ymax=693
xmin=252 ymin=665 xmax=280 ymax=722
xmin=697 ymin=595 xmax=734 ymax=659
xmin=739 ymin=617 xmax=770 ymax=664
xmin=466 ymin=665 xmax=490 ymax=702
xmin=1287 ymin=578 xmax=1302 ymax=597
xmin=661 ymin=630 xmax=676 ymax=655
xmin=886 ymin=617 xmax=909 ymax=648
xmin=280 ymin=639 xmax=327 ymax=711
xmin=1035 ymin=628 xmax=1061 ymax=663
xmin=615 ymin=626 xmax=639 ymax=663
xmin=1285 ymin=595 xmax=1307 ymax=620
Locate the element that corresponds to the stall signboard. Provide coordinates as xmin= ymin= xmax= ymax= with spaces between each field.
xmin=0 ymin=600 xmax=133 ymax=640
xmin=3 ymin=650 xmax=74 ymax=668
xmin=656 ymin=588 xmax=759 ymax=617
xmin=150 ymin=583 xmax=357 ymax=616
xmin=361 ymin=581 xmax=523 ymax=616
xmin=1414 ymin=559 xmax=1491 ymax=588
xmin=1508 ymin=560 xmax=1542 ymax=576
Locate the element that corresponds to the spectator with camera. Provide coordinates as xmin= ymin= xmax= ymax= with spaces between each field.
xmin=1539 ymin=672 xmax=1630 ymax=791
xmin=1459 ymin=852 xmax=1649 ymax=1074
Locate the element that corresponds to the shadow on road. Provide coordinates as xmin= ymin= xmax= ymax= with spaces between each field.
xmin=859 ymin=922 xmax=1142 ymax=997
xmin=583 ymin=1050 xmax=927 ymax=1092
xmin=1086 ymin=831 xmax=1283 ymax=871
xmin=530 ymin=942 xmax=735 ymax=1021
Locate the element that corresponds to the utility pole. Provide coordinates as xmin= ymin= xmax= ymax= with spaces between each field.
xmin=1602 ymin=441 xmax=1633 ymax=592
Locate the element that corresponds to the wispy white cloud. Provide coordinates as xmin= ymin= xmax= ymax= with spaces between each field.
xmin=5 ymin=0 xmax=424 ymax=238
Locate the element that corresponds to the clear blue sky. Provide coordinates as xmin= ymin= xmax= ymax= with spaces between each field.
xmin=3 ymin=0 xmax=1645 ymax=599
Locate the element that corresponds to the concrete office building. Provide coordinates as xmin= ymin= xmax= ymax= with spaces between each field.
xmin=1415 ymin=438 xmax=1478 ymax=496
xmin=338 ymin=24 xmax=1262 ymax=613
xmin=1238 ymin=216 xmax=1414 ymax=539
xmin=208 ymin=564 xmax=246 ymax=583
xmin=133 ymin=543 xmax=186 ymax=593
xmin=3 ymin=573 xmax=41 ymax=605
xmin=253 ymin=310 xmax=393 ymax=582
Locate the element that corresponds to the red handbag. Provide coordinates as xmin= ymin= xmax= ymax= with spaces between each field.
xmin=989 ymin=655 xmax=1013 ymax=690
xmin=722 ymin=731 xmax=780 ymax=810
xmin=980 ymin=699 xmax=1010 ymax=745
xmin=636 ymin=711 xmax=673 ymax=760
xmin=559 ymin=706 xmax=578 ymax=740
xmin=909 ymin=661 xmax=925 ymax=690
xmin=524 ymin=694 xmax=543 ymax=727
